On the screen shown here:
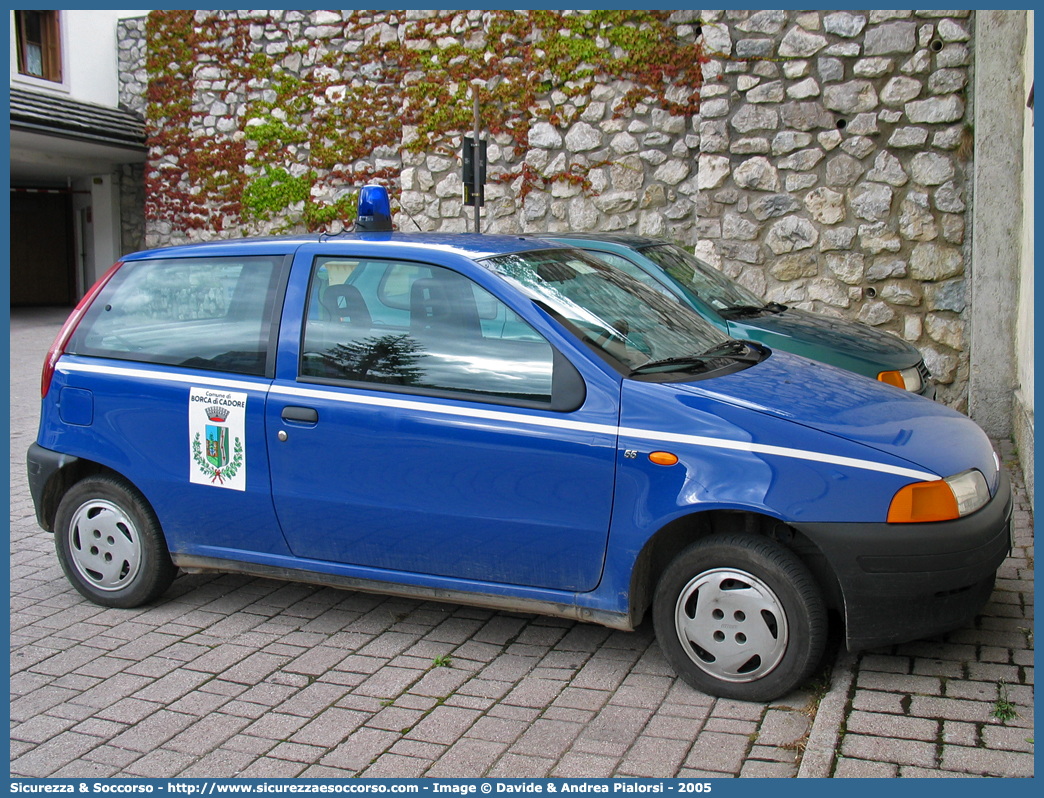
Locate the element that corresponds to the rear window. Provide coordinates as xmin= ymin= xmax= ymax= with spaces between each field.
xmin=67 ymin=256 xmax=284 ymax=376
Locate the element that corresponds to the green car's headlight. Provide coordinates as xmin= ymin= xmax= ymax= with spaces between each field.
xmin=877 ymin=366 xmax=923 ymax=393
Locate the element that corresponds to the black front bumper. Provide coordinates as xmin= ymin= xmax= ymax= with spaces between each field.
xmin=794 ymin=469 xmax=1013 ymax=650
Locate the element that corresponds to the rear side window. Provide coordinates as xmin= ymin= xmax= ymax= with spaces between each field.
xmin=67 ymin=256 xmax=283 ymax=376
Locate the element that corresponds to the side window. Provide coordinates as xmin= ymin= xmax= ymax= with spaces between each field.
xmin=585 ymin=251 xmax=674 ymax=297
xmin=377 ymin=262 xmax=431 ymax=310
xmin=302 ymin=257 xmax=555 ymax=406
xmin=67 ymin=256 xmax=283 ymax=376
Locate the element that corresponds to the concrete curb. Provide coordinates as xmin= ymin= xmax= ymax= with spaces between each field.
xmin=796 ymin=647 xmax=857 ymax=778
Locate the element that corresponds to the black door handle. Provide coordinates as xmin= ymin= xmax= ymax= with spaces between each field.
xmin=281 ymin=406 xmax=318 ymax=424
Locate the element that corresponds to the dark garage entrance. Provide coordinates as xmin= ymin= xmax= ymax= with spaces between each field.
xmin=10 ymin=190 xmax=75 ymax=307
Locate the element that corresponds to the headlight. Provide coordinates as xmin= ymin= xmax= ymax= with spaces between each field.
xmin=946 ymin=469 xmax=992 ymax=516
xmin=878 ymin=366 xmax=923 ymax=393
xmin=887 ymin=469 xmax=991 ymax=523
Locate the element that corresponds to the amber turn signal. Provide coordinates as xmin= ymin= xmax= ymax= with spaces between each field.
xmin=887 ymin=480 xmax=959 ymax=523
xmin=649 ymin=451 xmax=678 ymax=466
xmin=877 ymin=370 xmax=906 ymax=389
xmin=877 ymin=366 xmax=923 ymax=393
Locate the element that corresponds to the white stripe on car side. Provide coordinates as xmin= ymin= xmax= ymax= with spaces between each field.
xmin=58 ymin=361 xmax=267 ymax=393
xmin=617 ymin=427 xmax=939 ymax=481
xmin=59 ymin=360 xmax=941 ymax=483
xmin=270 ymin=383 xmax=617 ymax=436
xmin=272 ymin=385 xmax=939 ymax=480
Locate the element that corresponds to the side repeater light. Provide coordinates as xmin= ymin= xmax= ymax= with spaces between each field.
xmin=649 ymin=451 xmax=679 ymax=466
xmin=356 ymin=184 xmax=393 ymax=232
xmin=887 ymin=469 xmax=990 ymax=523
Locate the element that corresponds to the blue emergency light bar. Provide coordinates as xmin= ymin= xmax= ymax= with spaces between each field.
xmin=356 ymin=184 xmax=393 ymax=232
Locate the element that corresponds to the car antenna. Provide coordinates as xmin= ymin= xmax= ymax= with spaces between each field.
xmin=398 ymin=203 xmax=422 ymax=231
xmin=319 ymin=219 xmax=357 ymax=243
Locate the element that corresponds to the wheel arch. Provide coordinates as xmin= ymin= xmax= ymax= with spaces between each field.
xmin=626 ymin=507 xmax=844 ymax=629
xmin=36 ymin=456 xmax=136 ymax=533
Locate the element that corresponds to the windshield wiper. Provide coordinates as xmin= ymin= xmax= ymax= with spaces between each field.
xmin=533 ymin=293 xmax=765 ymax=378
xmin=630 ymin=340 xmax=765 ymax=376
xmin=699 ymin=340 xmax=763 ymax=362
xmin=719 ymin=302 xmax=787 ymax=318
xmin=718 ymin=304 xmax=769 ymax=318
xmin=628 ymin=355 xmax=714 ymax=376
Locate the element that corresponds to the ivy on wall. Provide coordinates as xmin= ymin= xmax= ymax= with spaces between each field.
xmin=144 ymin=10 xmax=705 ymax=234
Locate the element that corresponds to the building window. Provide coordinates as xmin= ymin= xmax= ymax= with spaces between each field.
xmin=15 ymin=10 xmax=62 ymax=83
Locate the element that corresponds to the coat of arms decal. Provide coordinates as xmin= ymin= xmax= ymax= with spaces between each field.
xmin=189 ymin=389 xmax=247 ymax=491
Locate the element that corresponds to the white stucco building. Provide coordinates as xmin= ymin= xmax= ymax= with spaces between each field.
xmin=9 ymin=9 xmax=148 ymax=306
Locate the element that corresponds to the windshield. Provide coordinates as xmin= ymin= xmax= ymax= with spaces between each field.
xmin=642 ymin=243 xmax=767 ymax=312
xmin=482 ymin=248 xmax=739 ymax=375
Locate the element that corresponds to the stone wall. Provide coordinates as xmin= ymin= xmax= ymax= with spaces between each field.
xmin=405 ymin=86 xmax=700 ymax=241
xmin=693 ymin=10 xmax=972 ymax=409
xmin=118 ymin=9 xmax=974 ymax=409
xmin=117 ymin=16 xmax=147 ymax=116
xmin=120 ymin=10 xmax=703 ymax=250
xmin=397 ymin=13 xmax=701 ymax=242
xmin=116 ymin=16 xmax=148 ymax=257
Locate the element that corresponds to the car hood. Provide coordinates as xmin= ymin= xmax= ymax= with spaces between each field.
xmin=728 ymin=307 xmax=921 ymax=373
xmin=673 ymin=350 xmax=997 ymax=487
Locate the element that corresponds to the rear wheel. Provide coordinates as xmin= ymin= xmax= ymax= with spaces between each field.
xmin=54 ymin=475 xmax=176 ymax=608
xmin=653 ymin=533 xmax=827 ymax=702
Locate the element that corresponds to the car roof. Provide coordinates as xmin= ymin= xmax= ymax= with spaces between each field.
xmin=537 ymin=232 xmax=664 ymax=249
xmin=122 ymin=232 xmax=569 ymax=262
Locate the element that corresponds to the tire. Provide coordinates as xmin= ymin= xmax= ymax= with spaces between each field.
xmin=54 ymin=475 xmax=177 ymax=608
xmin=652 ymin=533 xmax=827 ymax=702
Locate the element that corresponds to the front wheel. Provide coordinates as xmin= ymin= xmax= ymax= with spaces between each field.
xmin=54 ymin=475 xmax=177 ymax=608
xmin=653 ymin=533 xmax=827 ymax=702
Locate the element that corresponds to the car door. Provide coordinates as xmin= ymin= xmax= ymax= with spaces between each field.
xmin=266 ymin=245 xmax=619 ymax=592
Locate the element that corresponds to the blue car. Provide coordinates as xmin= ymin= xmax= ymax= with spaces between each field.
xmin=28 ymin=190 xmax=1010 ymax=701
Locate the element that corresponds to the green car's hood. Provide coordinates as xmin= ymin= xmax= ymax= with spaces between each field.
xmin=728 ymin=307 xmax=922 ymax=378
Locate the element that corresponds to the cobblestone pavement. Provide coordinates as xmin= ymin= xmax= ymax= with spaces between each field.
xmin=9 ymin=308 xmax=1034 ymax=778
xmin=799 ymin=436 xmax=1036 ymax=778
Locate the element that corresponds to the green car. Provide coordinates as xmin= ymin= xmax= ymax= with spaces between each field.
xmin=542 ymin=233 xmax=935 ymax=399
